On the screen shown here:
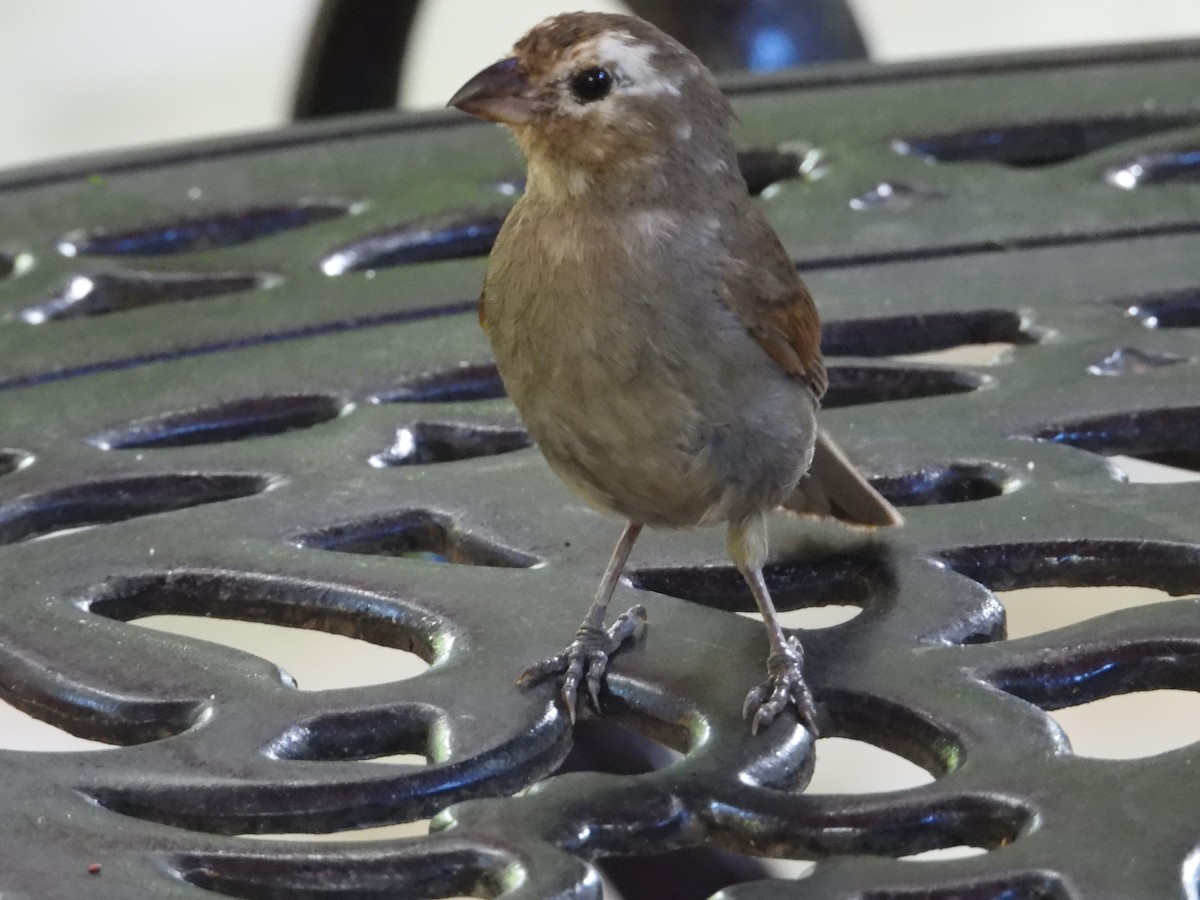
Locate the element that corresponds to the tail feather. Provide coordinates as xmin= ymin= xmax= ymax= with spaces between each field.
xmin=784 ymin=429 xmax=903 ymax=528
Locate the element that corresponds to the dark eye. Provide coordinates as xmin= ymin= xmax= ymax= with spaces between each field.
xmin=569 ymin=67 xmax=612 ymax=104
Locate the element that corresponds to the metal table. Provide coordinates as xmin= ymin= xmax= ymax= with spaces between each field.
xmin=0 ymin=39 xmax=1198 ymax=900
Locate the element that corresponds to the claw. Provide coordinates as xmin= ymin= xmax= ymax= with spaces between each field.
xmin=585 ymin=651 xmax=606 ymax=713
xmin=743 ymin=635 xmax=819 ymax=737
xmin=561 ymin=654 xmax=585 ymax=715
xmin=518 ymin=605 xmax=647 ymax=721
xmin=791 ymin=681 xmax=818 ymax=733
xmin=561 ymin=686 xmax=578 ymax=724
xmin=613 ymin=605 xmax=649 ymax=642
xmin=742 ymin=685 xmax=767 ymax=720
xmin=517 ymin=653 xmax=566 ymax=685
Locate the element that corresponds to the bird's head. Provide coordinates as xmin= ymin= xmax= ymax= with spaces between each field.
xmin=448 ymin=13 xmax=737 ymax=199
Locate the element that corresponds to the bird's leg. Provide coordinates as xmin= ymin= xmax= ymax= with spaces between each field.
xmin=729 ymin=515 xmax=818 ymax=736
xmin=518 ymin=522 xmax=647 ymax=722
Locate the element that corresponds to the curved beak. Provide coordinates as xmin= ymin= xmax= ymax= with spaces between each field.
xmin=448 ymin=57 xmax=538 ymax=125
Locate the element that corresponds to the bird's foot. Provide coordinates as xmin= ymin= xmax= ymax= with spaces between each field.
xmin=518 ymin=605 xmax=648 ymax=722
xmin=743 ymin=635 xmax=818 ymax=736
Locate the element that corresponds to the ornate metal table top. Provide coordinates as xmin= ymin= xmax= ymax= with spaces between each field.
xmin=0 ymin=39 xmax=1198 ymax=900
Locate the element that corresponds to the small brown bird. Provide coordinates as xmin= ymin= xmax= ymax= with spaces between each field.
xmin=449 ymin=12 xmax=900 ymax=734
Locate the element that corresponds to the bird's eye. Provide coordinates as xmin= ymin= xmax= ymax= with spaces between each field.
xmin=569 ymin=67 xmax=612 ymax=104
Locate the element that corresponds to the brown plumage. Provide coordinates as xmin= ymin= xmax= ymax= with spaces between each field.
xmin=450 ymin=12 xmax=901 ymax=734
xmin=719 ymin=208 xmax=828 ymax=399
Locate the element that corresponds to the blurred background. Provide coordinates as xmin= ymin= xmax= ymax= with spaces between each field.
xmin=4 ymin=0 xmax=1200 ymax=172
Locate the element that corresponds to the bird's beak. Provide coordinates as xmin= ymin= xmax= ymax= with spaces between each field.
xmin=448 ymin=57 xmax=539 ymax=125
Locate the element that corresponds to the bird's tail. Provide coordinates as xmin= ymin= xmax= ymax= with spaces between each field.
xmin=783 ymin=429 xmax=903 ymax=528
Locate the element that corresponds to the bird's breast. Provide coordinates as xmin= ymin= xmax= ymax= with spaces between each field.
xmin=481 ymin=196 xmax=815 ymax=525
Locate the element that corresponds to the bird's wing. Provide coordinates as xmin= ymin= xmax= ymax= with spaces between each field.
xmin=785 ymin=428 xmax=904 ymax=527
xmin=717 ymin=205 xmax=827 ymax=399
xmin=720 ymin=208 xmax=901 ymax=527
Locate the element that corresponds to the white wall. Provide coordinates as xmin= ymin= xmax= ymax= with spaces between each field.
xmin=2 ymin=1 xmax=1200 ymax=170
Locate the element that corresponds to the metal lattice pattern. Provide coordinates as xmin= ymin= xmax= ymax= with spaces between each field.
xmin=0 ymin=42 xmax=1198 ymax=900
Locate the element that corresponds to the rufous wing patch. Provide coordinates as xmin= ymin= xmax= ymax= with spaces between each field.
xmin=759 ymin=285 xmax=826 ymax=397
xmin=718 ymin=208 xmax=828 ymax=400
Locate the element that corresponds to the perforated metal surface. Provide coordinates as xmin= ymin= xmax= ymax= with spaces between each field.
xmin=0 ymin=42 xmax=1199 ymax=900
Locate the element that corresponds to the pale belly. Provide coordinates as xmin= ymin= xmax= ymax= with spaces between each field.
xmin=498 ymin=337 xmax=817 ymax=528
xmin=483 ymin=199 xmax=818 ymax=527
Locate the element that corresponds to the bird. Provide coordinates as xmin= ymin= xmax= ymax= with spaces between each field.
xmin=448 ymin=11 xmax=901 ymax=735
